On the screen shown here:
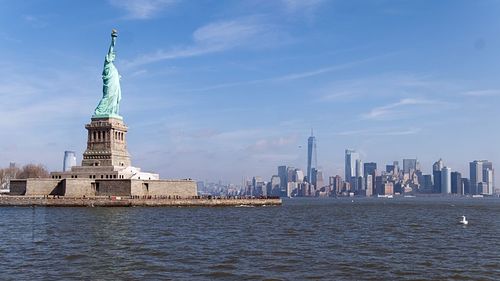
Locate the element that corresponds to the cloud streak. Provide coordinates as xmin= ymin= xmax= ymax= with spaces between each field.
xmin=336 ymin=127 xmax=421 ymax=136
xmin=182 ymin=55 xmax=387 ymax=92
xmin=462 ymin=89 xmax=500 ymax=97
xmin=362 ymin=98 xmax=442 ymax=120
xmin=281 ymin=0 xmax=326 ymax=19
xmin=125 ymin=17 xmax=285 ymax=68
xmin=108 ymin=0 xmax=177 ymax=19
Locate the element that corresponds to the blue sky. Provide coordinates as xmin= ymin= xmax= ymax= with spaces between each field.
xmin=1 ymin=0 xmax=500 ymax=183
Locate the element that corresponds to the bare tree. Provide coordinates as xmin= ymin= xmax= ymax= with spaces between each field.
xmin=0 ymin=166 xmax=20 ymax=189
xmin=17 ymin=164 xmax=49 ymax=179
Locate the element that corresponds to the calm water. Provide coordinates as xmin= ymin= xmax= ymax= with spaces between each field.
xmin=0 ymin=197 xmax=499 ymax=280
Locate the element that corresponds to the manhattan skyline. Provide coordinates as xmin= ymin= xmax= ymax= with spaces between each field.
xmin=1 ymin=0 xmax=500 ymax=183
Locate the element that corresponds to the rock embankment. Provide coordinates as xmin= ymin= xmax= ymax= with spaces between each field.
xmin=0 ymin=196 xmax=282 ymax=207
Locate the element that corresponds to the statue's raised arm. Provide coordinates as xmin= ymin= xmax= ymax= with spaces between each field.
xmin=93 ymin=29 xmax=123 ymax=119
xmin=106 ymin=29 xmax=118 ymax=62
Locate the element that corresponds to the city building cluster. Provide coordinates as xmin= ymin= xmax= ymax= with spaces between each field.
xmin=198 ymin=131 xmax=497 ymax=197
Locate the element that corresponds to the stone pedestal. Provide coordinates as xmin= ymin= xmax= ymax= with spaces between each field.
xmin=82 ymin=117 xmax=131 ymax=167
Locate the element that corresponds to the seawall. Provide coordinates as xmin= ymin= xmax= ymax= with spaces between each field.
xmin=0 ymin=196 xmax=282 ymax=207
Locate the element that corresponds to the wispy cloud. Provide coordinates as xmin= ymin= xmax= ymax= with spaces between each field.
xmin=246 ymin=136 xmax=298 ymax=153
xmin=316 ymin=73 xmax=450 ymax=103
xmin=0 ymin=61 xmax=99 ymax=132
xmin=462 ymin=89 xmax=500 ymax=97
xmin=281 ymin=0 xmax=326 ymax=19
xmin=336 ymin=127 xmax=421 ymax=136
xmin=124 ymin=17 xmax=286 ymax=68
xmin=182 ymin=55 xmax=386 ymax=92
xmin=23 ymin=14 xmax=49 ymax=28
xmin=362 ymin=98 xmax=442 ymax=120
xmin=108 ymin=0 xmax=177 ymax=19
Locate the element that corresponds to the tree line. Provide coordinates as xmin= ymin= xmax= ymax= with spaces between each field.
xmin=0 ymin=164 xmax=49 ymax=188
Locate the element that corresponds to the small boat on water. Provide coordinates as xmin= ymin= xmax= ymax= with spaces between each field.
xmin=459 ymin=215 xmax=468 ymax=225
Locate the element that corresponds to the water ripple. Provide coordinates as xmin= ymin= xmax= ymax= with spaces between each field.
xmin=0 ymin=198 xmax=499 ymax=280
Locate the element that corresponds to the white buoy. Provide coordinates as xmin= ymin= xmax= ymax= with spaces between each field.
xmin=459 ymin=215 xmax=468 ymax=225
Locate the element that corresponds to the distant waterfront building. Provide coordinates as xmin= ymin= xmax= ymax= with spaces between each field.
xmin=364 ymin=162 xmax=377 ymax=177
xmin=287 ymin=182 xmax=297 ymax=197
xmin=385 ymin=164 xmax=394 ymax=174
xmin=278 ymin=166 xmax=287 ymax=195
xmin=433 ymin=159 xmax=444 ymax=193
xmin=462 ymin=178 xmax=470 ymax=195
xmin=477 ymin=182 xmax=488 ymax=195
xmin=364 ymin=162 xmax=376 ymax=194
xmin=330 ymin=175 xmax=342 ymax=195
xmin=294 ymin=169 xmax=305 ymax=183
xmin=63 ymin=151 xmax=77 ymax=172
xmin=307 ymin=130 xmax=317 ymax=184
xmin=483 ymin=168 xmax=493 ymax=195
xmin=483 ymin=166 xmax=494 ymax=195
xmin=270 ymin=175 xmax=281 ymax=196
xmin=470 ymin=160 xmax=483 ymax=195
xmin=311 ymin=168 xmax=324 ymax=190
xmin=441 ymin=167 xmax=451 ymax=194
xmin=403 ymin=159 xmax=418 ymax=174
xmin=252 ymin=176 xmax=266 ymax=196
xmin=384 ymin=182 xmax=394 ymax=195
xmin=375 ymin=175 xmax=389 ymax=195
xmin=286 ymin=167 xmax=296 ymax=184
xmin=393 ymin=161 xmax=400 ymax=175
xmin=451 ymin=172 xmax=462 ymax=194
xmin=386 ymin=161 xmax=399 ymax=175
xmin=422 ymin=174 xmax=433 ymax=193
xmin=366 ymin=174 xmax=373 ymax=196
xmin=470 ymin=160 xmax=494 ymax=195
xmin=345 ymin=149 xmax=358 ymax=182
xmin=345 ymin=149 xmax=362 ymax=191
xmin=355 ymin=159 xmax=363 ymax=179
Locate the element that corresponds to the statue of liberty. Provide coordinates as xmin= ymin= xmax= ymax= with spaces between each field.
xmin=93 ymin=29 xmax=122 ymax=119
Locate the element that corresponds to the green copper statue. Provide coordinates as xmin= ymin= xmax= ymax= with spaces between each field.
xmin=93 ymin=29 xmax=122 ymax=119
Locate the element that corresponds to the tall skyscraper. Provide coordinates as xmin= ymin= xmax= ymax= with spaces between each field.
xmin=422 ymin=174 xmax=433 ymax=193
xmin=469 ymin=160 xmax=494 ymax=195
xmin=469 ymin=160 xmax=483 ymax=195
xmin=363 ymin=162 xmax=377 ymax=178
xmin=307 ymin=130 xmax=317 ymax=183
xmin=441 ymin=167 xmax=451 ymax=194
xmin=462 ymin=178 xmax=470 ymax=195
xmin=345 ymin=149 xmax=360 ymax=182
xmin=365 ymin=174 xmax=373 ymax=196
xmin=63 ymin=151 xmax=77 ymax=172
xmin=451 ymin=172 xmax=462 ymax=195
xmin=433 ymin=159 xmax=443 ymax=193
xmin=278 ymin=166 xmax=287 ymax=195
xmin=482 ymin=161 xmax=494 ymax=195
xmin=483 ymin=168 xmax=494 ymax=195
xmin=364 ymin=162 xmax=377 ymax=194
xmin=355 ymin=159 xmax=364 ymax=181
xmin=311 ymin=168 xmax=323 ymax=189
xmin=294 ymin=169 xmax=305 ymax=183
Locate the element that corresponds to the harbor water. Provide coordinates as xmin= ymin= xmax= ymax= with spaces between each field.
xmin=0 ymin=197 xmax=499 ymax=280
